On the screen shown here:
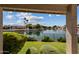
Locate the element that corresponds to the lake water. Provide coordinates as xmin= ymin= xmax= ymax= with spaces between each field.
xmin=5 ymin=29 xmax=79 ymax=41
xmin=23 ymin=30 xmax=66 ymax=41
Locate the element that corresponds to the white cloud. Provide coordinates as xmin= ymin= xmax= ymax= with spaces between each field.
xmin=26 ymin=16 xmax=44 ymax=20
xmin=7 ymin=20 xmax=25 ymax=26
xmin=15 ymin=12 xmax=44 ymax=25
xmin=55 ymin=15 xmax=61 ymax=16
xmin=16 ymin=12 xmax=44 ymax=20
xmin=6 ymin=15 xmax=13 ymax=20
xmin=16 ymin=20 xmax=25 ymax=25
xmin=28 ymin=21 xmax=46 ymax=25
xmin=49 ymin=14 xmax=52 ymax=17
xmin=17 ymin=20 xmax=22 ymax=24
xmin=9 ymin=23 xmax=14 ymax=25
xmin=16 ymin=12 xmax=32 ymax=18
xmin=8 ymin=11 xmax=13 ymax=14
xmin=49 ymin=14 xmax=61 ymax=17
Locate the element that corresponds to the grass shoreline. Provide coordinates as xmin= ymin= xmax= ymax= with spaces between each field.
xmin=18 ymin=42 xmax=66 ymax=54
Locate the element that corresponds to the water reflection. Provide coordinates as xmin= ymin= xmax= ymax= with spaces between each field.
xmin=23 ymin=30 xmax=66 ymax=41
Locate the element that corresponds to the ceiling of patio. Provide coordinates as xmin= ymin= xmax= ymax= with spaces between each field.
xmin=0 ymin=4 xmax=72 ymax=14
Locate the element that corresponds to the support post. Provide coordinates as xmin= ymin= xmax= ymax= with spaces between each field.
xmin=66 ymin=5 xmax=78 ymax=54
xmin=0 ymin=8 xmax=3 ymax=54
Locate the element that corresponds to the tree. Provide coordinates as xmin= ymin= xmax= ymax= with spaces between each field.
xmin=42 ymin=26 xmax=47 ymax=30
xmin=48 ymin=26 xmax=52 ymax=30
xmin=34 ymin=24 xmax=41 ymax=29
xmin=52 ymin=25 xmax=58 ymax=30
xmin=26 ymin=24 xmax=33 ymax=29
xmin=23 ymin=17 xmax=28 ymax=24
xmin=63 ymin=25 xmax=66 ymax=31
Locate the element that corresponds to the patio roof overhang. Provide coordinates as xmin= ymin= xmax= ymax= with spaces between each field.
xmin=0 ymin=4 xmax=70 ymax=14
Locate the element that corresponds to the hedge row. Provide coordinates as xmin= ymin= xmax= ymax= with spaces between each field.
xmin=3 ymin=32 xmax=27 ymax=54
xmin=42 ymin=36 xmax=54 ymax=42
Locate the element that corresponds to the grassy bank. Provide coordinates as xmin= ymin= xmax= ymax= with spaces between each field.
xmin=18 ymin=42 xmax=66 ymax=54
xmin=3 ymin=32 xmax=66 ymax=54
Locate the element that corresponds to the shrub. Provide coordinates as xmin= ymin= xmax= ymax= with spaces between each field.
xmin=42 ymin=36 xmax=54 ymax=42
xmin=77 ymin=37 xmax=79 ymax=43
xmin=26 ymin=47 xmax=38 ymax=54
xmin=26 ymin=48 xmax=31 ymax=54
xmin=57 ymin=37 xmax=66 ymax=42
xmin=3 ymin=32 xmax=27 ymax=54
xmin=27 ymin=37 xmax=37 ymax=41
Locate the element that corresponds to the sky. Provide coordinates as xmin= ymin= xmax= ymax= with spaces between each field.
xmin=3 ymin=6 xmax=79 ymax=26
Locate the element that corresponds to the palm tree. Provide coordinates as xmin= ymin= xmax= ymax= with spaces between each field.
xmin=23 ymin=17 xmax=28 ymax=30
xmin=24 ymin=17 xmax=28 ymax=25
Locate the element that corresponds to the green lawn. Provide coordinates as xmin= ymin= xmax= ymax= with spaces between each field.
xmin=18 ymin=42 xmax=66 ymax=54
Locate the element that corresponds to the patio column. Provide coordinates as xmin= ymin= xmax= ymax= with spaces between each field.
xmin=66 ymin=5 xmax=77 ymax=54
xmin=0 ymin=8 xmax=3 ymax=54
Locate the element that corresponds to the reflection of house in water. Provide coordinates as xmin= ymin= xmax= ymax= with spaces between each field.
xmin=56 ymin=26 xmax=64 ymax=30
